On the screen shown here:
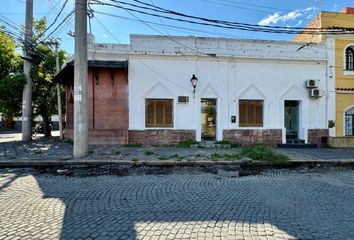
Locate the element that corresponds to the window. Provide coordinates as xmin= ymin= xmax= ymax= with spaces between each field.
xmin=345 ymin=107 xmax=354 ymax=136
xmin=146 ymin=99 xmax=173 ymax=127
xmin=345 ymin=46 xmax=354 ymax=70
xmin=239 ymin=100 xmax=263 ymax=127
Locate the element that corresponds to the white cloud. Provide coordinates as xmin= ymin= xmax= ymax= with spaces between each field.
xmin=103 ymin=33 xmax=108 ymax=38
xmin=258 ymin=7 xmax=316 ymax=26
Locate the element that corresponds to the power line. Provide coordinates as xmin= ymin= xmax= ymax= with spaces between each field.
xmin=40 ymin=10 xmax=74 ymax=43
xmin=94 ymin=10 xmax=243 ymax=39
xmin=90 ymin=0 xmax=354 ymax=35
xmin=36 ymin=0 xmax=70 ymax=41
xmin=92 ymin=15 xmax=192 ymax=92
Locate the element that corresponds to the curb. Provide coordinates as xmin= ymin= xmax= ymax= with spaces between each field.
xmin=0 ymin=159 xmax=354 ymax=168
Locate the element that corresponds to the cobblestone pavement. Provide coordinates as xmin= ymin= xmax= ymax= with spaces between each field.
xmin=0 ymin=169 xmax=354 ymax=240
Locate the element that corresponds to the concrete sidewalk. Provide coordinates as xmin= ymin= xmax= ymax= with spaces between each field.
xmin=0 ymin=131 xmax=353 ymax=167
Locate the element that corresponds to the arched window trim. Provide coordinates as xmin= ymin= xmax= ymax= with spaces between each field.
xmin=345 ymin=46 xmax=354 ymax=70
xmin=344 ymin=105 xmax=354 ymax=137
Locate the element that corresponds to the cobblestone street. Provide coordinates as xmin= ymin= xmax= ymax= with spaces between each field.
xmin=0 ymin=169 xmax=354 ymax=240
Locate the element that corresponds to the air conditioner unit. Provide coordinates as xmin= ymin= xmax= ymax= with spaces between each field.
xmin=306 ymin=79 xmax=319 ymax=88
xmin=310 ymin=88 xmax=322 ymax=98
xmin=178 ymin=96 xmax=189 ymax=103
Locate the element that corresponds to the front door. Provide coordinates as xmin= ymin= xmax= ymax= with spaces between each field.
xmin=201 ymin=98 xmax=216 ymax=140
xmin=284 ymin=101 xmax=300 ymax=140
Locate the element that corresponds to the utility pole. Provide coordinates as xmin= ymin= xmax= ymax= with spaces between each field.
xmin=73 ymin=0 xmax=88 ymax=157
xmin=22 ymin=0 xmax=33 ymax=141
xmin=55 ymin=42 xmax=63 ymax=140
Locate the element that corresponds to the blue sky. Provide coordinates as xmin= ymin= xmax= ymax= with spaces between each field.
xmin=1 ymin=0 xmax=353 ymax=54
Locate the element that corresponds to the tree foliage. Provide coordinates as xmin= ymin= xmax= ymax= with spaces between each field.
xmin=0 ymin=18 xmax=67 ymax=136
xmin=0 ymin=27 xmax=26 ymax=119
xmin=30 ymin=18 xmax=67 ymax=136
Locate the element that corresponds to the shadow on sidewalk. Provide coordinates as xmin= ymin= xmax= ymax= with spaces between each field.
xmin=29 ymin=171 xmax=354 ymax=239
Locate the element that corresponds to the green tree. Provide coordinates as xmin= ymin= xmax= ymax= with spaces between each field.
xmin=0 ymin=27 xmax=26 ymax=127
xmin=30 ymin=18 xmax=67 ymax=137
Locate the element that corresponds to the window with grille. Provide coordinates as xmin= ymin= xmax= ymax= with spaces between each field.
xmin=239 ymin=100 xmax=263 ymax=127
xmin=345 ymin=47 xmax=354 ymax=70
xmin=146 ymin=99 xmax=173 ymax=128
xmin=345 ymin=107 xmax=354 ymax=136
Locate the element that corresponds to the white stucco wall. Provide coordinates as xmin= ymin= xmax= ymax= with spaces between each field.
xmin=88 ymin=35 xmax=328 ymax=143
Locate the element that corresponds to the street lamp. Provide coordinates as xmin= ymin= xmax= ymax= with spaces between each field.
xmin=191 ymin=74 xmax=198 ymax=98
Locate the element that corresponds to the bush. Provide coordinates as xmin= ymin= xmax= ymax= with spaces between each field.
xmin=240 ymin=146 xmax=288 ymax=163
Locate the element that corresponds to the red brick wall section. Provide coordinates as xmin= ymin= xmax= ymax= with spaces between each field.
xmin=129 ymin=130 xmax=196 ymax=146
xmin=223 ymin=129 xmax=282 ymax=146
xmin=64 ymin=129 xmax=128 ymax=146
xmin=66 ymin=83 xmax=74 ymax=129
xmin=308 ymin=129 xmax=329 ymax=146
xmin=64 ymin=67 xmax=129 ymax=145
xmin=88 ymin=68 xmax=128 ymax=130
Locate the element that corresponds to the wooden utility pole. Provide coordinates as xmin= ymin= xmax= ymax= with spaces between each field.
xmin=73 ymin=0 xmax=88 ymax=157
xmin=55 ymin=42 xmax=63 ymax=140
xmin=22 ymin=0 xmax=33 ymax=141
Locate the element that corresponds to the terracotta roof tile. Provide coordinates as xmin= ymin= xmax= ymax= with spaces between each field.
xmin=336 ymin=88 xmax=354 ymax=91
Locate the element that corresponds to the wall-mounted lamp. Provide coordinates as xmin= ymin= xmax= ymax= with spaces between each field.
xmin=190 ymin=74 xmax=198 ymax=98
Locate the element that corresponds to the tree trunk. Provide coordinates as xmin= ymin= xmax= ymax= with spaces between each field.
xmin=43 ymin=115 xmax=52 ymax=137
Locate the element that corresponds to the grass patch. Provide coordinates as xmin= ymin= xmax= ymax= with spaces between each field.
xmin=215 ymin=140 xmax=241 ymax=148
xmin=143 ymin=150 xmax=154 ymax=156
xmin=123 ymin=143 xmax=143 ymax=147
xmin=208 ymin=153 xmax=222 ymax=161
xmin=215 ymin=140 xmax=231 ymax=145
xmin=230 ymin=143 xmax=242 ymax=148
xmin=240 ymin=146 xmax=288 ymax=163
xmin=178 ymin=139 xmax=198 ymax=148
xmin=223 ymin=153 xmax=240 ymax=161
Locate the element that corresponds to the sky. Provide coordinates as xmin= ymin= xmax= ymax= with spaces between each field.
xmin=1 ymin=0 xmax=353 ymax=54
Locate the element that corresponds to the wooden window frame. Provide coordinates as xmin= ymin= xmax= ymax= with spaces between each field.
xmin=145 ymin=99 xmax=174 ymax=128
xmin=239 ymin=100 xmax=264 ymax=127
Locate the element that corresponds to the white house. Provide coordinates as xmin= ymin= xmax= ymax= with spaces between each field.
xmin=58 ymin=34 xmax=329 ymax=146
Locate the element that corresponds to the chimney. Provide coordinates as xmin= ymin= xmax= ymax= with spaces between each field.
xmin=341 ymin=7 xmax=354 ymax=14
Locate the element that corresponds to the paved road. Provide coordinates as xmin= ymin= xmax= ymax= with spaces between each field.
xmin=0 ymin=169 xmax=354 ymax=240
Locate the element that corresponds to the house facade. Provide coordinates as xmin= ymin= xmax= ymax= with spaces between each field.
xmin=56 ymin=34 xmax=330 ymax=146
xmin=294 ymin=7 xmax=354 ymax=147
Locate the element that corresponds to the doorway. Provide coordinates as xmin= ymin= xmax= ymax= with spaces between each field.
xmin=201 ymin=98 xmax=216 ymax=141
xmin=284 ymin=100 xmax=300 ymax=140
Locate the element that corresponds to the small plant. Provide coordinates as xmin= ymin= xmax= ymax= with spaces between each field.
xmin=143 ymin=150 xmax=154 ymax=156
xmin=223 ymin=153 xmax=240 ymax=160
xmin=34 ymin=150 xmax=42 ymax=155
xmin=123 ymin=143 xmax=143 ymax=147
xmin=208 ymin=153 xmax=222 ymax=161
xmin=215 ymin=140 xmax=231 ymax=145
xmin=230 ymin=143 xmax=241 ymax=148
xmin=240 ymin=146 xmax=288 ymax=163
xmin=64 ymin=138 xmax=74 ymax=145
xmin=178 ymin=139 xmax=198 ymax=148
xmin=157 ymin=155 xmax=169 ymax=160
xmin=111 ymin=150 xmax=121 ymax=155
